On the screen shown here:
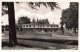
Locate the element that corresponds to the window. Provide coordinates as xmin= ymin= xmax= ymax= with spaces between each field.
xmin=54 ymin=25 xmax=55 ymax=27
xmin=29 ymin=25 xmax=31 ymax=27
xmin=38 ymin=25 xmax=39 ymax=27
xmin=47 ymin=25 xmax=49 ymax=27
xmin=43 ymin=25 xmax=44 ymax=27
xmin=26 ymin=25 xmax=28 ymax=27
xmin=51 ymin=25 xmax=53 ymax=27
xmin=56 ymin=25 xmax=58 ymax=27
xmin=33 ymin=25 xmax=35 ymax=27
xmin=40 ymin=25 xmax=42 ymax=27
xmin=23 ymin=25 xmax=25 ymax=27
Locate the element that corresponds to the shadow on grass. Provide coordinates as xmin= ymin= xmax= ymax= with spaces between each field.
xmin=17 ymin=38 xmax=78 ymax=45
xmin=2 ymin=42 xmax=35 ymax=48
xmin=2 ymin=42 xmax=66 ymax=50
xmin=2 ymin=38 xmax=78 ymax=50
xmin=2 ymin=42 xmax=49 ymax=49
xmin=2 ymin=42 xmax=9 ymax=47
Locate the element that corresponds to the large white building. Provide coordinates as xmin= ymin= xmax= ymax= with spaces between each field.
xmin=22 ymin=24 xmax=59 ymax=32
xmin=22 ymin=24 xmax=58 ymax=28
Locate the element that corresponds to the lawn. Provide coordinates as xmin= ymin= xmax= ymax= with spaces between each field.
xmin=2 ymin=29 xmax=78 ymax=50
xmin=2 ymin=38 xmax=78 ymax=50
xmin=2 ymin=30 xmax=78 ymax=40
xmin=2 ymin=29 xmax=78 ymax=44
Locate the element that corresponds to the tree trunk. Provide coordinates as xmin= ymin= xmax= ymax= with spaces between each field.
xmin=61 ymin=25 xmax=64 ymax=34
xmin=74 ymin=27 xmax=76 ymax=34
xmin=8 ymin=2 xmax=17 ymax=46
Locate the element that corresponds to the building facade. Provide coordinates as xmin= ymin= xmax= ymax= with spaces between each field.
xmin=22 ymin=24 xmax=59 ymax=32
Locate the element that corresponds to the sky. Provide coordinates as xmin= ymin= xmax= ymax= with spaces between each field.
xmin=2 ymin=2 xmax=70 ymax=25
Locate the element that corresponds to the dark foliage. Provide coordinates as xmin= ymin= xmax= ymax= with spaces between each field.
xmin=60 ymin=2 xmax=78 ymax=34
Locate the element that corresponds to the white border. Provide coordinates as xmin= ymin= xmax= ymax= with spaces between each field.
xmin=0 ymin=0 xmax=80 ymax=52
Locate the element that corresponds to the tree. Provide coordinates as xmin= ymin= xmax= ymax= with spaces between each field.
xmin=18 ymin=16 xmax=31 ymax=30
xmin=60 ymin=20 xmax=64 ymax=34
xmin=37 ymin=19 xmax=49 ymax=24
xmin=2 ymin=2 xmax=17 ymax=46
xmin=2 ymin=2 xmax=59 ymax=47
xmin=60 ymin=9 xmax=69 ymax=34
xmin=8 ymin=2 xmax=17 ymax=46
xmin=32 ymin=18 xmax=36 ymax=24
xmin=45 ymin=19 xmax=49 ymax=24
xmin=27 ymin=2 xmax=59 ymax=11
xmin=61 ymin=2 xmax=78 ymax=34
xmin=69 ymin=2 xmax=78 ymax=33
xmin=18 ymin=16 xmax=31 ymax=24
xmin=2 ymin=2 xmax=8 ymax=15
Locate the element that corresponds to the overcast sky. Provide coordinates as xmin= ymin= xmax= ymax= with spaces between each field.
xmin=2 ymin=2 xmax=70 ymax=25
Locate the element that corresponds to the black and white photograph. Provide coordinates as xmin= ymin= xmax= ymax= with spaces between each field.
xmin=1 ymin=2 xmax=78 ymax=50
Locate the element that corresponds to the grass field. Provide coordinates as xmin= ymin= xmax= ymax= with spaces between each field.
xmin=2 ymin=29 xmax=78 ymax=50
